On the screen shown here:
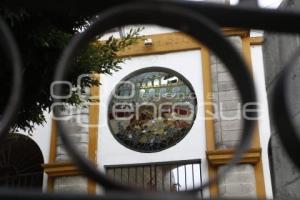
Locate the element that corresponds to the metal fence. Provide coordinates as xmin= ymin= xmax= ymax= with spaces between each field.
xmin=1 ymin=0 xmax=300 ymax=199
xmin=106 ymin=159 xmax=202 ymax=195
xmin=0 ymin=172 xmax=43 ymax=189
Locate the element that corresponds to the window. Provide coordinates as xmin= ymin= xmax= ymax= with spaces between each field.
xmin=108 ymin=67 xmax=197 ymax=152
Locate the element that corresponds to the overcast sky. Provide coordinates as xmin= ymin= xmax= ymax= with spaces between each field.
xmin=193 ymin=0 xmax=283 ymax=8
xmin=231 ymin=0 xmax=283 ymax=8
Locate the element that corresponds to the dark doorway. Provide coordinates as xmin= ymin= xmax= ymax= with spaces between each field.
xmin=0 ymin=134 xmax=44 ymax=189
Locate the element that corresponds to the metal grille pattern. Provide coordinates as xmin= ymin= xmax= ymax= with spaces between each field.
xmin=0 ymin=172 xmax=43 ymax=189
xmin=106 ymin=160 xmax=202 ymax=195
xmin=0 ymin=0 xmax=300 ymax=199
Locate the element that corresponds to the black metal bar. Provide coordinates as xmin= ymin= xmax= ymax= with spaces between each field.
xmin=184 ymin=165 xmax=187 ymax=191
xmin=3 ymin=0 xmax=300 ymax=199
xmin=142 ymin=166 xmax=145 ymax=190
xmin=135 ymin=167 xmax=138 ymax=187
xmin=169 ymin=166 xmax=172 ymax=192
xmin=199 ymin=164 xmax=203 ymax=198
xmin=192 ymin=164 xmax=195 ymax=190
xmin=162 ymin=167 xmax=164 ymax=192
xmin=154 ymin=166 xmax=157 ymax=191
xmin=121 ymin=168 xmax=123 ymax=185
xmin=114 ymin=168 xmax=116 ymax=182
xmin=4 ymin=0 xmax=300 ymax=35
xmin=0 ymin=189 xmax=207 ymax=200
xmin=104 ymin=159 xmax=201 ymax=168
xmin=105 ymin=160 xmax=202 ymax=193
xmin=176 ymin=164 xmax=179 ymax=192
xmin=150 ymin=165 xmax=152 ymax=191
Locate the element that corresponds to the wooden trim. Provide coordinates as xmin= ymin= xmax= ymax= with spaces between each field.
xmin=201 ymin=47 xmax=215 ymax=151
xmin=201 ymin=46 xmax=219 ymax=198
xmin=254 ymin=159 xmax=266 ymax=199
xmin=49 ymin=119 xmax=57 ymax=163
xmin=240 ymin=36 xmax=265 ymax=196
xmin=117 ymin=32 xmax=202 ymax=57
xmin=249 ymin=36 xmax=264 ymax=45
xmin=243 ymin=36 xmax=266 ymax=199
xmin=207 ymin=164 xmax=218 ymax=199
xmin=87 ymin=74 xmax=100 ymax=194
xmin=116 ymin=28 xmax=249 ymax=58
xmin=242 ymin=36 xmax=261 ymax=149
xmin=206 ymin=148 xmax=261 ymax=166
xmin=43 ymin=162 xmax=82 ymax=177
xmin=222 ymin=27 xmax=249 ymax=37
xmin=46 ymin=119 xmax=57 ymax=192
xmin=47 ymin=178 xmax=54 ymax=192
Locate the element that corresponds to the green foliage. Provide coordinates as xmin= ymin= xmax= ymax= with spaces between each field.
xmin=0 ymin=8 xmax=142 ymax=133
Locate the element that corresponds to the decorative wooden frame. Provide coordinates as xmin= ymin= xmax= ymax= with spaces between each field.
xmin=44 ymin=28 xmax=265 ymax=197
xmin=207 ymin=148 xmax=261 ymax=166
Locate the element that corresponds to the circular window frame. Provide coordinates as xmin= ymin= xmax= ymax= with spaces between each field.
xmin=107 ymin=66 xmax=198 ymax=153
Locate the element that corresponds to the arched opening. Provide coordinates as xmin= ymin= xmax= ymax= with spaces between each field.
xmin=0 ymin=134 xmax=44 ymax=189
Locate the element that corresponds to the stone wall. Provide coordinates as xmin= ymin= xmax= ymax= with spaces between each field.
xmin=53 ymin=89 xmax=90 ymax=193
xmin=211 ymin=36 xmax=257 ymax=198
xmin=218 ymin=165 xmax=257 ymax=198
xmin=262 ymin=0 xmax=300 ymax=198
xmin=56 ymin=105 xmax=89 ymax=161
xmin=211 ymin=36 xmax=243 ymax=149
xmin=53 ymin=176 xmax=88 ymax=193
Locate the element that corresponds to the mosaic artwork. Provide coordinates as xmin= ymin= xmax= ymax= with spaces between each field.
xmin=108 ymin=68 xmax=197 ymax=152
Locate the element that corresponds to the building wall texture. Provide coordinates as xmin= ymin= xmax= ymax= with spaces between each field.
xmin=263 ymin=0 xmax=300 ymax=198
xmin=211 ymin=36 xmax=257 ymax=198
xmin=53 ymin=92 xmax=90 ymax=193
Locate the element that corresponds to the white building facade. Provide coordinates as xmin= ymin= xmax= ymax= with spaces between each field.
xmin=0 ymin=22 xmax=273 ymax=199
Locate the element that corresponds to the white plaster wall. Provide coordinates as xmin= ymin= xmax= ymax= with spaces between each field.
xmin=18 ymin=111 xmax=52 ymax=191
xmin=251 ymin=45 xmax=273 ymax=199
xmin=98 ymin=50 xmax=206 ymax=164
xmin=98 ymin=50 xmax=209 ymax=197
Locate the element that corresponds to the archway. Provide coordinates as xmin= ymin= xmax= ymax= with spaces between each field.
xmin=0 ymin=134 xmax=44 ymax=189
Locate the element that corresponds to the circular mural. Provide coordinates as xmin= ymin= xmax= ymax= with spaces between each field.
xmin=108 ymin=67 xmax=197 ymax=153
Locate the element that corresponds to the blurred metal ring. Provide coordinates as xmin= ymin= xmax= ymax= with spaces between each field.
xmin=273 ymin=48 xmax=300 ymax=168
xmin=0 ymin=17 xmax=23 ymax=141
xmin=53 ymin=2 xmax=257 ymax=193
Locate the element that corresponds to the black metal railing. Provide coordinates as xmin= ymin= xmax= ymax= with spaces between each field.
xmin=0 ymin=172 xmax=43 ymax=189
xmin=106 ymin=159 xmax=202 ymax=196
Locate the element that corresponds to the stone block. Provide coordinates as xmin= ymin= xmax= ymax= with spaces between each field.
xmin=219 ymin=99 xmax=241 ymax=111
xmin=53 ymin=176 xmax=87 ymax=193
xmin=221 ymin=120 xmax=242 ymax=131
xmin=222 ymin=130 xmax=241 ymax=142
xmin=218 ymin=90 xmax=240 ymax=102
xmin=220 ymin=110 xmax=241 ymax=121
xmin=218 ymin=72 xmax=233 ymax=82
xmin=217 ymin=63 xmax=228 ymax=73
xmin=218 ymin=81 xmax=237 ymax=91
xmin=218 ymin=164 xmax=256 ymax=198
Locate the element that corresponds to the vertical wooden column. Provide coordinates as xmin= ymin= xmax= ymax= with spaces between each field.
xmin=242 ymin=36 xmax=266 ymax=199
xmin=201 ymin=46 xmax=219 ymax=198
xmin=87 ymin=74 xmax=100 ymax=194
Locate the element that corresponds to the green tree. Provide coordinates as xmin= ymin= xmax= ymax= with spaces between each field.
xmin=0 ymin=8 xmax=141 ymax=133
